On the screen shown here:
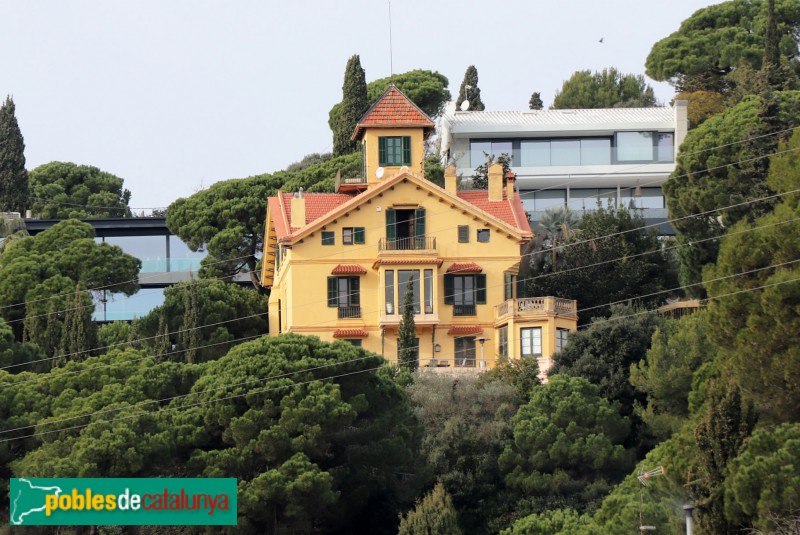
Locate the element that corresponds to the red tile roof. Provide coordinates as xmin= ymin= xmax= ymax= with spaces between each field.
xmin=331 ymin=264 xmax=367 ymax=275
xmin=446 ymin=262 xmax=483 ymax=273
xmin=447 ymin=325 xmax=484 ymax=335
xmin=457 ymin=190 xmax=532 ymax=234
xmin=333 ymin=329 xmax=369 ymax=338
xmin=278 ymin=192 xmax=356 ymax=235
xmin=352 ymin=85 xmax=434 ymax=140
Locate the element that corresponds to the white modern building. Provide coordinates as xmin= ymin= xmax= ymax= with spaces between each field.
xmin=439 ymin=102 xmax=688 ymax=233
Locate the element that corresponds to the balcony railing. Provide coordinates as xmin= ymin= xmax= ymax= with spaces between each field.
xmin=453 ymin=304 xmax=477 ymax=316
xmin=496 ymin=297 xmax=577 ymax=319
xmin=378 ymin=236 xmax=436 ymax=251
xmin=337 ymin=305 xmax=361 ymax=319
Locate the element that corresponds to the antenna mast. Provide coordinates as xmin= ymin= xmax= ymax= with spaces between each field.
xmin=388 ymin=0 xmax=394 ymax=80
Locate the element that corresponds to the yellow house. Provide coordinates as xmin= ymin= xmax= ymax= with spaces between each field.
xmin=262 ymin=85 xmax=577 ymax=377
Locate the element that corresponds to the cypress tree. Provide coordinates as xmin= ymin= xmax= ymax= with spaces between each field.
xmin=0 ymin=96 xmax=29 ymax=213
xmin=529 ymin=91 xmax=544 ymax=110
xmin=455 ymin=65 xmax=485 ymax=111
xmin=397 ymin=280 xmax=418 ymax=370
xmin=333 ymin=55 xmax=369 ymax=156
xmin=155 ymin=312 xmax=170 ymax=358
xmin=180 ymin=282 xmax=199 ymax=363
xmin=398 ymin=483 xmax=462 ymax=535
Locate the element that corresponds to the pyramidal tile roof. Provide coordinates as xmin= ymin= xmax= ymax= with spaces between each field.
xmin=352 ymin=85 xmax=435 ymax=140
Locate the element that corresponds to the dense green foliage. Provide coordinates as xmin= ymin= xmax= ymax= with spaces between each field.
xmin=552 ymin=68 xmax=656 ymax=109
xmin=0 ymin=220 xmax=140 ymax=365
xmin=646 ymin=0 xmax=800 ymax=92
xmin=367 ymin=70 xmax=451 ymax=119
xmin=28 ymin=161 xmax=132 ymax=219
xmin=398 ymin=483 xmax=463 ymax=535
xmin=527 ymin=206 xmax=677 ymax=322
xmin=407 ymin=373 xmax=518 ymax=534
xmin=724 ymin=423 xmax=800 ymax=531
xmin=502 ymin=507 xmax=601 ymax=535
xmin=134 ymin=279 xmax=267 ymax=362
xmin=3 ymin=335 xmax=423 ymax=533
xmin=551 ymin=306 xmax=665 ymax=452
xmin=663 ymin=91 xmax=800 ymax=290
xmin=166 ymin=152 xmax=361 ymax=290
xmin=499 ymin=375 xmax=633 ymax=513
xmin=456 ymin=65 xmax=485 ymax=111
xmin=630 ymin=311 xmax=715 ymax=440
xmin=701 ymin=131 xmax=800 ymax=422
xmin=0 ymin=96 xmax=28 ymax=213
xmin=332 ymin=55 xmax=369 ymax=156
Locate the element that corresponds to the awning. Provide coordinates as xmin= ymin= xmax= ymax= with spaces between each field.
xmin=447 ymin=325 xmax=483 ymax=335
xmin=372 ymin=258 xmax=443 ymax=269
xmin=333 ymin=329 xmax=369 ymax=338
xmin=331 ymin=264 xmax=367 ymax=275
xmin=446 ymin=262 xmax=483 ymax=273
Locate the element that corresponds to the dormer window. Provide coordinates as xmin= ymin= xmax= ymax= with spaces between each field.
xmin=379 ymin=136 xmax=411 ymax=166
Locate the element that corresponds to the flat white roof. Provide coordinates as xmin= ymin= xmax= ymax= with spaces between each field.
xmin=443 ymin=107 xmax=676 ymax=135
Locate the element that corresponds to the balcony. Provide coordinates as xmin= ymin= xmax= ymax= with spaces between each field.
xmin=495 ymin=296 xmax=578 ymax=322
xmin=453 ymin=304 xmax=477 ymax=316
xmin=379 ymin=309 xmax=439 ymax=327
xmin=334 ymin=173 xmax=368 ymax=193
xmin=378 ymin=236 xmax=436 ymax=251
xmin=337 ymin=306 xmax=361 ymax=319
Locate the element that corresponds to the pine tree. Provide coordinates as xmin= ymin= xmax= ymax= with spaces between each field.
xmin=0 ymin=96 xmax=29 ymax=213
xmin=529 ymin=91 xmax=544 ymax=110
xmin=456 ymin=65 xmax=485 ymax=111
xmin=333 ymin=55 xmax=369 ymax=156
xmin=397 ymin=280 xmax=418 ymax=370
xmin=398 ymin=483 xmax=462 ymax=535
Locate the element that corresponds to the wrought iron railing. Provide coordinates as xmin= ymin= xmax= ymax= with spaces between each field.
xmin=453 ymin=304 xmax=477 ymax=316
xmin=378 ymin=236 xmax=436 ymax=251
xmin=338 ymin=306 xmax=361 ymax=319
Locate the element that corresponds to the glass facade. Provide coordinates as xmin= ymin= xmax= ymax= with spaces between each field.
xmin=93 ymin=288 xmax=166 ymax=322
xmin=471 ymin=131 xmax=673 ymax=168
xmin=99 ymin=235 xmax=204 ymax=274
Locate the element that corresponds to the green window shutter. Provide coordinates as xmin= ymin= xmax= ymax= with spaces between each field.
xmin=327 ymin=277 xmax=338 ymax=307
xmin=444 ymin=274 xmax=454 ymax=305
xmin=350 ymin=277 xmax=360 ymax=306
xmin=386 ymin=208 xmax=396 ymax=241
xmin=414 ymin=208 xmax=426 ymax=247
xmin=402 ymin=136 xmax=412 ymax=165
xmin=379 ymin=137 xmax=387 ymax=166
xmin=476 ymin=274 xmax=487 ymax=304
xmin=354 ymin=227 xmax=365 ymax=244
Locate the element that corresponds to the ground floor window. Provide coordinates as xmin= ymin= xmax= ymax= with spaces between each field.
xmin=455 ymin=336 xmax=476 ymax=367
xmin=498 ymin=326 xmax=508 ymax=359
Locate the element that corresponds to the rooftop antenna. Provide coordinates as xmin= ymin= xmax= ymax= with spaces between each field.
xmin=388 ymin=0 xmax=394 ymax=80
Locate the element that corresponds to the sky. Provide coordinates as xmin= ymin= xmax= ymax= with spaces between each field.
xmin=2 ymin=0 xmax=720 ymax=211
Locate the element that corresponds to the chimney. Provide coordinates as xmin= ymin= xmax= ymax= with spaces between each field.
xmin=505 ymin=171 xmax=516 ymax=198
xmin=488 ymin=162 xmax=503 ymax=201
xmin=444 ymin=164 xmax=458 ymax=195
xmin=291 ymin=188 xmax=305 ymax=228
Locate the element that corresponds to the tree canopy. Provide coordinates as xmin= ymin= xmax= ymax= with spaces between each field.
xmin=398 ymin=483 xmax=463 ymax=535
xmin=28 ymin=161 xmax=132 ymax=219
xmin=5 ymin=334 xmax=423 ymax=533
xmin=0 ymin=219 xmax=140 ymax=360
xmin=166 ymin=152 xmax=361 ymax=290
xmin=645 ymin=0 xmax=800 ymax=92
xmin=0 ymin=96 xmax=29 ymax=213
xmin=456 ymin=65 xmax=485 ymax=111
xmin=552 ymin=68 xmax=656 ymax=109
xmin=499 ymin=374 xmax=633 ymax=513
xmin=527 ymin=206 xmax=677 ymax=322
xmin=663 ymin=90 xmax=800 ymax=290
xmin=367 ymin=70 xmax=451 ymax=119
